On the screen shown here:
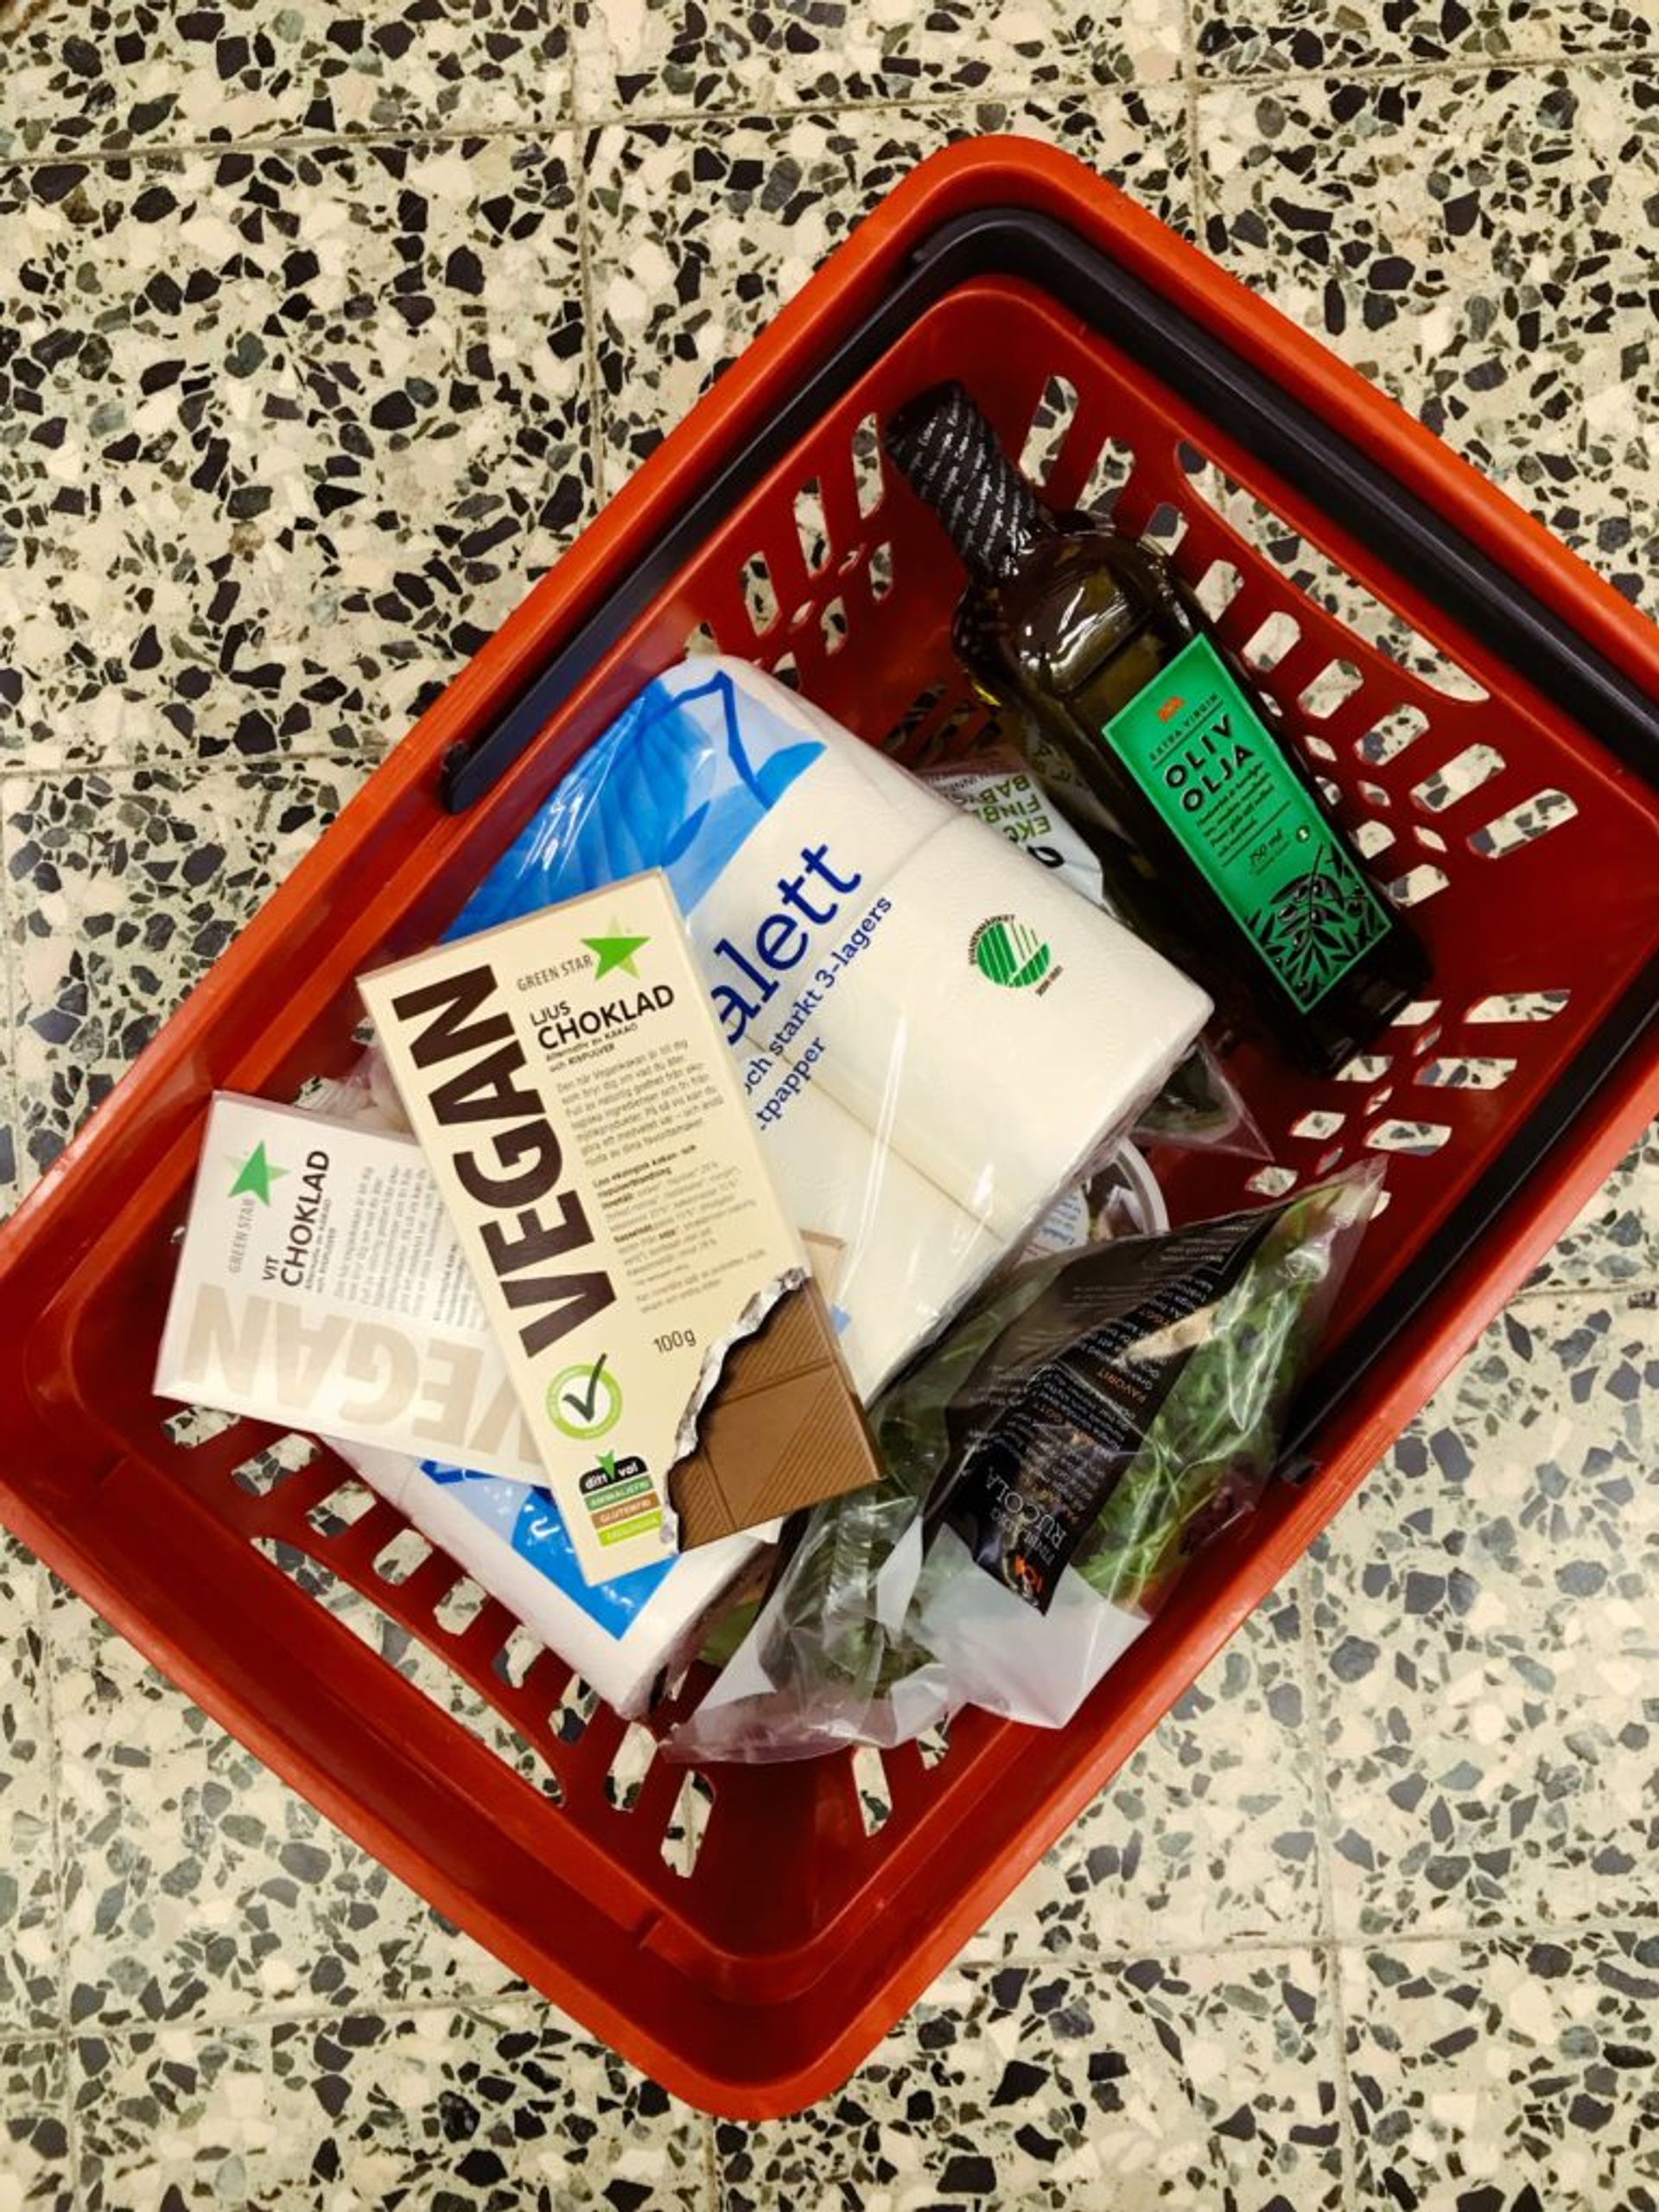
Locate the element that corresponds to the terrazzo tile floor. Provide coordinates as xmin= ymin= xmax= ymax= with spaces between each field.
xmin=1 ymin=1 xmax=1656 ymax=2203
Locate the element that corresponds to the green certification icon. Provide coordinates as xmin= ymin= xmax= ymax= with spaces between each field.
xmin=970 ymin=916 xmax=1052 ymax=989
xmin=548 ymin=1352 xmax=622 ymax=1441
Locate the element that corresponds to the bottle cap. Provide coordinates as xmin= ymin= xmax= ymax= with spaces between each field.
xmin=884 ymin=382 xmax=1048 ymax=583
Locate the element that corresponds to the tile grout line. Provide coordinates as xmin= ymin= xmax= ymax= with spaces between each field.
xmin=0 ymin=118 xmax=579 ymax=168
xmin=0 ymin=774 xmax=27 ymax=1192
xmin=564 ymin=0 xmax=609 ymax=515
xmin=1187 ymin=44 xmax=1606 ymax=101
xmin=561 ymin=0 xmax=580 ymax=130
xmin=18 ymin=1902 xmax=1643 ymax=2048
xmin=969 ymin=1910 xmax=1656 ymax=1974
xmin=33 ymin=1575 xmax=78 ymax=2188
xmin=572 ymin=144 xmax=607 ymax=510
xmin=0 ymin=747 xmax=397 ymax=786
xmin=1179 ymin=0 xmax=1208 ymax=241
xmin=559 ymin=78 xmax=1071 ymax=145
xmin=0 ymin=93 xmax=912 ymax=175
xmin=703 ymin=2111 xmax=724 ymax=2212
xmin=1322 ymin=1919 xmax=1630 ymax=1950
xmin=1507 ymin=1275 xmax=1659 ymax=1307
xmin=1294 ymin=1559 xmax=1363 ymax=2209
xmin=0 ymin=796 xmax=74 ymax=2208
xmin=53 ymin=1988 xmax=556 ymax=2048
xmin=0 ymin=42 xmax=1640 ymax=174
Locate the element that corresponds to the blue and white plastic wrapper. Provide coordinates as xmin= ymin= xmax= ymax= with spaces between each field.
xmin=450 ymin=659 xmax=1211 ymax=1398
xmin=334 ymin=1440 xmax=774 ymax=1719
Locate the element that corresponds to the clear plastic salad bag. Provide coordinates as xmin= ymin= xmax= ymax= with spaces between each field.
xmin=671 ymin=1169 xmax=1379 ymax=1759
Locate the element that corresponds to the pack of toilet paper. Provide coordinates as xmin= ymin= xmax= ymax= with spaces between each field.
xmin=918 ymin=748 xmax=1263 ymax=1160
xmin=452 ymin=659 xmax=1212 ymax=1400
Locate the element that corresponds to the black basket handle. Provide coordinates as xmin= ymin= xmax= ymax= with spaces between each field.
xmin=440 ymin=205 xmax=1659 ymax=813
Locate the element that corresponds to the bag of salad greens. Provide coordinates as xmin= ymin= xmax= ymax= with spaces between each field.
xmin=669 ymin=1169 xmax=1378 ymax=1760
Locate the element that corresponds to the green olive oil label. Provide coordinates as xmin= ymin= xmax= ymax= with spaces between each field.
xmin=1102 ymin=633 xmax=1390 ymax=1012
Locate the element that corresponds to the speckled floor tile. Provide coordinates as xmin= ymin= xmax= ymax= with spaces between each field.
xmin=1196 ymin=0 xmax=1656 ymax=75
xmin=0 ymin=136 xmax=588 ymax=772
xmin=71 ymin=2001 xmax=708 ymax=2210
xmin=966 ymin=1580 xmax=1322 ymax=1962
xmin=0 ymin=7 xmax=1655 ymax=2190
xmin=1529 ymin=1122 xmax=1659 ymax=1292
xmin=572 ymin=0 xmax=1184 ymax=119
xmin=5 ymin=760 xmax=371 ymax=1185
xmin=1342 ymin=1932 xmax=1659 ymax=2211
xmin=0 ymin=1541 xmax=56 ymax=2037
xmin=50 ymin=1588 xmax=518 ymax=2033
xmin=1310 ymin=1291 xmax=1659 ymax=1941
xmin=0 ymin=0 xmax=569 ymax=160
xmin=586 ymin=95 xmax=1192 ymax=487
xmin=0 ymin=2041 xmax=73 ymax=2212
xmin=1198 ymin=66 xmax=1659 ymax=615
xmin=721 ymin=1952 xmax=1344 ymax=2210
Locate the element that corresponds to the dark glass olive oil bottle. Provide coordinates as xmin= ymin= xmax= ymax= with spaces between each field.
xmin=884 ymin=383 xmax=1429 ymax=1077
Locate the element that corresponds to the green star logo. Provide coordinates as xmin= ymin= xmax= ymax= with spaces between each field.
xmin=582 ymin=925 xmax=650 ymax=980
xmin=228 ymin=1141 xmax=286 ymax=1205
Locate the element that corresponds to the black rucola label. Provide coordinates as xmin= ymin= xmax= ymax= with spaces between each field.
xmin=931 ymin=1205 xmax=1281 ymax=1612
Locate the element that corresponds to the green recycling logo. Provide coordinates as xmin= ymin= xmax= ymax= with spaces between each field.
xmin=969 ymin=915 xmax=1052 ymax=989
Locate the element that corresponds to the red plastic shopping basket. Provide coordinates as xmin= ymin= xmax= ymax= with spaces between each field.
xmin=2 ymin=139 xmax=1656 ymax=2118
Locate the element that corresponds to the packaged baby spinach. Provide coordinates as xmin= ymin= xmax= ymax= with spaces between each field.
xmin=671 ymin=1170 xmax=1378 ymax=1760
xmin=902 ymin=1172 xmax=1375 ymax=1612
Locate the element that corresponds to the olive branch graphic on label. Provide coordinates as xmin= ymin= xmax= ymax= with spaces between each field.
xmin=1249 ymin=850 xmax=1376 ymax=1002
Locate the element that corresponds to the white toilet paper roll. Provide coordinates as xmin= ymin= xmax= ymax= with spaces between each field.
xmin=757 ymin=1082 xmax=998 ymax=1399
xmin=334 ymin=1441 xmax=771 ymax=1720
xmin=806 ymin=812 xmax=1212 ymax=1237
xmin=680 ymin=664 xmax=947 ymax=1055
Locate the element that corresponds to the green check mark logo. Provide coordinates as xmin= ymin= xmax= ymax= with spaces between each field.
xmin=566 ymin=1351 xmax=607 ymax=1423
xmin=548 ymin=1352 xmax=622 ymax=1441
